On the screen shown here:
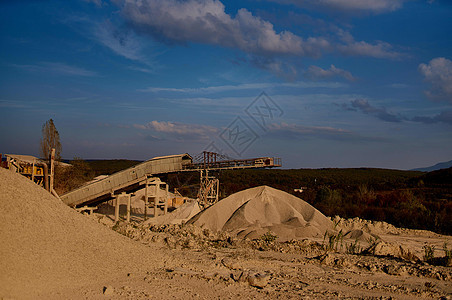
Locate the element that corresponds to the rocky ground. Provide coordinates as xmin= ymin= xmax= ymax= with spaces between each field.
xmin=83 ymin=214 xmax=452 ymax=299
xmin=1 ymin=167 xmax=451 ymax=299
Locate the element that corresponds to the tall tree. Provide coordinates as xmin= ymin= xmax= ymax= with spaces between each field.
xmin=40 ymin=119 xmax=62 ymax=161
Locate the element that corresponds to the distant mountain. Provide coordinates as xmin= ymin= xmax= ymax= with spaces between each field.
xmin=412 ymin=160 xmax=452 ymax=172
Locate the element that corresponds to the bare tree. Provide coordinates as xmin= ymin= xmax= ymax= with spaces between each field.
xmin=40 ymin=119 xmax=62 ymax=161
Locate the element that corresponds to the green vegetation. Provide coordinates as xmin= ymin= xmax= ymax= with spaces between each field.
xmin=423 ymin=243 xmax=452 ymax=266
xmin=217 ymin=168 xmax=452 ymax=235
xmin=444 ymin=242 xmax=452 ymax=260
xmin=83 ymin=159 xmax=142 ymax=176
xmin=423 ymin=244 xmax=435 ymax=262
xmin=55 ymin=159 xmax=141 ymax=195
xmin=260 ymin=231 xmax=278 ymax=243
xmin=322 ymin=230 xmax=344 ymax=252
xmin=40 ymin=118 xmax=62 ymax=161
xmin=346 ymin=239 xmax=362 ymax=255
xmin=54 ymin=157 xmax=95 ymax=195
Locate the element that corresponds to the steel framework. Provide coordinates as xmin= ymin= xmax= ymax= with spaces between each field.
xmin=197 ymin=169 xmax=219 ymax=208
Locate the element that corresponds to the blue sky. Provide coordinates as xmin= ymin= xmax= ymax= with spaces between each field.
xmin=1 ymin=0 xmax=451 ymax=169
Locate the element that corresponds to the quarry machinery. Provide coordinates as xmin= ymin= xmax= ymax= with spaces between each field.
xmin=60 ymin=152 xmax=281 ymax=219
xmin=0 ymin=149 xmax=56 ymax=194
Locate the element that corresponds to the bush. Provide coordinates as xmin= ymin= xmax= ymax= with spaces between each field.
xmin=54 ymin=157 xmax=94 ymax=195
xmin=260 ymin=231 xmax=278 ymax=243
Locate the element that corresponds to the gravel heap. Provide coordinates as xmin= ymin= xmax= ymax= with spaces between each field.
xmin=188 ymin=186 xmax=333 ymax=241
xmin=0 ymin=168 xmax=155 ymax=299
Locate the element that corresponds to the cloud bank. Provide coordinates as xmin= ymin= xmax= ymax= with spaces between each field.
xmin=341 ymin=99 xmax=452 ymax=125
xmin=306 ymin=64 xmax=356 ymax=81
xmin=11 ymin=62 xmax=97 ymax=77
xmin=267 ymin=122 xmax=384 ymax=142
xmin=350 ymin=99 xmax=402 ymax=122
xmin=115 ymin=0 xmax=329 ymax=57
xmin=133 ymin=120 xmax=218 ymax=140
xmin=268 ymin=0 xmax=406 ymax=14
xmin=419 ymin=57 xmax=452 ymax=103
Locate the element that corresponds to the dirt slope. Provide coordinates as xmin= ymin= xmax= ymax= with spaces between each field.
xmin=0 ymin=168 xmax=156 ymax=298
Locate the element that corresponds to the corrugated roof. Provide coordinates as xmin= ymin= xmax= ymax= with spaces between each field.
xmin=148 ymin=153 xmax=192 ymax=161
xmin=5 ymin=154 xmax=42 ymax=164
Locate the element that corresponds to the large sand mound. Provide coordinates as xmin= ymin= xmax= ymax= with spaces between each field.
xmin=188 ymin=186 xmax=333 ymax=241
xmin=0 ymin=168 xmax=157 ymax=299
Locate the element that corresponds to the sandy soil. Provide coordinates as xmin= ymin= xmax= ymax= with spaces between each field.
xmin=1 ymin=168 xmax=451 ymax=299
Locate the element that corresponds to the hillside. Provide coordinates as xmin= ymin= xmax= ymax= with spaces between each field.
xmin=412 ymin=159 xmax=452 ymax=172
xmin=85 ymin=159 xmax=142 ymax=176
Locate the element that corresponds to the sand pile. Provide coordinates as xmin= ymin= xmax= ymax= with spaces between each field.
xmin=0 ymin=168 xmax=157 ymax=299
xmin=333 ymin=216 xmax=401 ymax=236
xmin=144 ymin=200 xmax=201 ymax=225
xmin=188 ymin=186 xmax=333 ymax=241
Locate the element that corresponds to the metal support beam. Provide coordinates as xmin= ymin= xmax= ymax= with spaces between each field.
xmin=49 ymin=148 xmax=55 ymax=193
xmin=198 ymin=169 xmax=219 ymax=209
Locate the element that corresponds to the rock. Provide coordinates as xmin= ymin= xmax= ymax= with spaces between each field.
xmin=164 ymin=236 xmax=177 ymax=249
xmin=248 ymin=272 xmax=269 ymax=289
xmin=103 ymin=285 xmax=114 ymax=295
xmin=231 ymin=270 xmax=244 ymax=282
xmin=366 ymin=241 xmax=400 ymax=257
xmin=221 ymin=257 xmax=241 ymax=270
xmin=383 ymin=264 xmax=402 ymax=276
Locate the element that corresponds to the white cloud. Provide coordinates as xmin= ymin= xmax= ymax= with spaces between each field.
xmin=133 ymin=120 xmax=218 ymax=140
xmin=114 ymin=0 xmax=330 ymax=57
xmin=139 ymin=80 xmax=347 ymax=93
xmin=269 ymin=0 xmax=406 ymax=14
xmin=267 ymin=122 xmax=387 ymax=142
xmin=269 ymin=122 xmax=349 ymax=134
xmin=248 ymin=56 xmax=298 ymax=80
xmin=62 ymin=13 xmax=158 ymax=68
xmin=127 ymin=66 xmax=155 ymax=74
xmin=419 ymin=57 xmax=452 ymax=103
xmin=140 ymin=82 xmax=270 ymax=93
xmin=11 ymin=62 xmax=97 ymax=77
xmin=306 ymin=64 xmax=356 ymax=81
xmin=83 ymin=0 xmax=103 ymax=7
xmin=94 ymin=20 xmax=149 ymax=63
xmin=348 ymin=99 xmax=402 ymax=122
xmin=336 ymin=30 xmax=403 ymax=59
xmin=338 ymin=40 xmax=401 ymax=59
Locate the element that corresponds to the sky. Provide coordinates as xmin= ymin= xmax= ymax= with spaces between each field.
xmin=1 ymin=0 xmax=451 ymax=170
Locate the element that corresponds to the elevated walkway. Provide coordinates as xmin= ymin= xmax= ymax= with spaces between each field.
xmin=61 ymin=154 xmax=192 ymax=207
xmin=61 ymin=153 xmax=281 ymax=208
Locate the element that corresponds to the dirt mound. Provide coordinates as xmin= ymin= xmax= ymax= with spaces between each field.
xmin=188 ymin=186 xmax=333 ymax=241
xmin=0 ymin=168 xmax=157 ymax=299
xmin=144 ymin=200 xmax=201 ymax=225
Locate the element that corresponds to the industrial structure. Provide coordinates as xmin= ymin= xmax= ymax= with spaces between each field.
xmin=1 ymin=150 xmax=280 ymax=220
xmin=0 ymin=149 xmax=58 ymax=197
xmin=60 ymin=152 xmax=281 ymax=217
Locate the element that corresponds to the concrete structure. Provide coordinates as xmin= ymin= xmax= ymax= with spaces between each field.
xmin=114 ymin=192 xmax=132 ymax=223
xmin=143 ymin=177 xmax=168 ymax=220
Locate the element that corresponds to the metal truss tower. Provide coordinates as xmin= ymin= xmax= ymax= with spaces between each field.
xmin=197 ymin=169 xmax=219 ymax=209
